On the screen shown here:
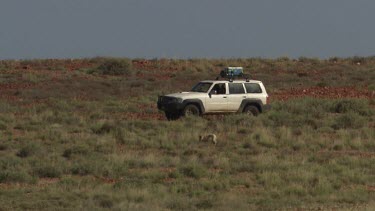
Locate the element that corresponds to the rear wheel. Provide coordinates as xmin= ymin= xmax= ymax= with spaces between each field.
xmin=183 ymin=104 xmax=200 ymax=117
xmin=243 ymin=105 xmax=259 ymax=116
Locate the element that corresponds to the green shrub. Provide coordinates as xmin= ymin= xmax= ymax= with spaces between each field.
xmin=93 ymin=194 xmax=114 ymax=208
xmin=266 ymin=110 xmax=294 ymax=127
xmin=70 ymin=161 xmax=95 ymax=176
xmin=95 ymin=58 xmax=133 ymax=75
xmin=332 ymin=99 xmax=372 ymax=116
xmin=94 ymin=141 xmax=115 ymax=154
xmin=0 ymin=170 xmax=34 ymax=183
xmin=179 ymin=164 xmax=207 ymax=179
xmin=33 ymin=164 xmax=62 ymax=178
xmin=196 ymin=198 xmax=214 ymax=209
xmin=0 ymin=120 xmax=7 ymax=130
xmin=16 ymin=143 xmax=40 ymax=158
xmin=332 ymin=113 xmax=366 ymax=129
xmin=63 ymin=145 xmax=90 ymax=158
xmin=91 ymin=121 xmax=116 ymax=134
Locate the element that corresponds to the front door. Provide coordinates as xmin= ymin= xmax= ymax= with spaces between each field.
xmin=205 ymin=83 xmax=228 ymax=112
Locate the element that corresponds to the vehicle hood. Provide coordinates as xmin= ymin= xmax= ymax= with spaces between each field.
xmin=165 ymin=92 xmax=207 ymax=100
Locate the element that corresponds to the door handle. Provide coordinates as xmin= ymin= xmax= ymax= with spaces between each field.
xmin=243 ymin=96 xmax=246 ymax=98
xmin=223 ymin=96 xmax=227 ymax=98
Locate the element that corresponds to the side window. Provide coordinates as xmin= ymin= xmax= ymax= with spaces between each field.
xmin=210 ymin=83 xmax=226 ymax=95
xmin=228 ymin=83 xmax=245 ymax=94
xmin=245 ymin=83 xmax=262 ymax=93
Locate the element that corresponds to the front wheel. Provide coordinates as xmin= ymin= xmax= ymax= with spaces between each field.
xmin=243 ymin=105 xmax=259 ymax=116
xmin=183 ymin=104 xmax=200 ymax=117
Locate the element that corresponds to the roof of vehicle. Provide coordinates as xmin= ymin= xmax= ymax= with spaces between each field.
xmin=200 ymin=79 xmax=263 ymax=84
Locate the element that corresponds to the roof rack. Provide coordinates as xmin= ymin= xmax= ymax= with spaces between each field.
xmin=215 ymin=67 xmax=250 ymax=82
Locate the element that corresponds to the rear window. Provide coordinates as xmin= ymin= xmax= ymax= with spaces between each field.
xmin=245 ymin=83 xmax=262 ymax=93
xmin=229 ymin=83 xmax=245 ymax=94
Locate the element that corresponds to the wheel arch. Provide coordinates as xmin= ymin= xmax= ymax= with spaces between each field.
xmin=182 ymin=99 xmax=205 ymax=114
xmin=238 ymin=99 xmax=263 ymax=113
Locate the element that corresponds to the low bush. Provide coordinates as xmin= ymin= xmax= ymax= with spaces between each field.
xmin=63 ymin=145 xmax=90 ymax=158
xmin=332 ymin=99 xmax=372 ymax=115
xmin=179 ymin=164 xmax=207 ymax=179
xmin=332 ymin=112 xmax=366 ymax=129
xmin=70 ymin=161 xmax=95 ymax=176
xmin=16 ymin=143 xmax=40 ymax=158
xmin=0 ymin=120 xmax=7 ymax=130
xmin=91 ymin=121 xmax=116 ymax=134
xmin=33 ymin=164 xmax=63 ymax=178
xmin=0 ymin=170 xmax=34 ymax=183
xmin=93 ymin=194 xmax=114 ymax=208
xmin=94 ymin=58 xmax=133 ymax=75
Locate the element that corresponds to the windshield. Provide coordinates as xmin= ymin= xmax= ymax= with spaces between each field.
xmin=191 ymin=82 xmax=213 ymax=93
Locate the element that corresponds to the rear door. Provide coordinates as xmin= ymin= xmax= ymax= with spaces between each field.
xmin=227 ymin=82 xmax=246 ymax=111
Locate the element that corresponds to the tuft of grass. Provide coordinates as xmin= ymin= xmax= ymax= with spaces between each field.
xmin=93 ymin=194 xmax=115 ymax=208
xmin=179 ymin=164 xmax=207 ymax=179
xmin=63 ymin=145 xmax=90 ymax=159
xmin=16 ymin=143 xmax=40 ymax=158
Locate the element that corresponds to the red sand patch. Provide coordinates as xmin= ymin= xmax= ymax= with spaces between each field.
xmin=273 ymin=86 xmax=373 ymax=101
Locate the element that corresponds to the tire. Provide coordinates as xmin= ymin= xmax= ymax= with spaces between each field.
xmin=243 ymin=105 xmax=259 ymax=116
xmin=165 ymin=112 xmax=180 ymax=121
xmin=183 ymin=104 xmax=200 ymax=117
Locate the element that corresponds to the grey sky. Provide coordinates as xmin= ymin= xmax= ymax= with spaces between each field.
xmin=1 ymin=0 xmax=374 ymax=59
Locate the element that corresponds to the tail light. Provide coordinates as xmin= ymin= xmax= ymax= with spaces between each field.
xmin=266 ymin=96 xmax=270 ymax=104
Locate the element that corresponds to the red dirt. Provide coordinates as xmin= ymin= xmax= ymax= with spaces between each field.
xmin=273 ymin=86 xmax=373 ymax=101
xmin=0 ymin=82 xmax=36 ymax=90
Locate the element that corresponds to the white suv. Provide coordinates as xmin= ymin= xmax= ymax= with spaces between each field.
xmin=157 ymin=79 xmax=270 ymax=120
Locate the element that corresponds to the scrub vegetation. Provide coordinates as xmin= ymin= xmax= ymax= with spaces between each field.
xmin=0 ymin=57 xmax=374 ymax=210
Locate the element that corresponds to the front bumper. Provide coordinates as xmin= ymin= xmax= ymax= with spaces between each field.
xmin=157 ymin=97 xmax=184 ymax=113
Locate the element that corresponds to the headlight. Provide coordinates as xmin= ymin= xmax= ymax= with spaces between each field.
xmin=171 ymin=98 xmax=183 ymax=103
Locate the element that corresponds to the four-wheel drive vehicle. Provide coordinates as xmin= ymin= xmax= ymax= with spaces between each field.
xmin=157 ymin=79 xmax=270 ymax=120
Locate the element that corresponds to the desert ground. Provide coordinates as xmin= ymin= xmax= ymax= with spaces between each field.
xmin=0 ymin=57 xmax=374 ymax=210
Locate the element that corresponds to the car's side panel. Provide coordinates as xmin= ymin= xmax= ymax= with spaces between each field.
xmin=205 ymin=95 xmax=228 ymax=112
xmin=227 ymin=83 xmax=247 ymax=111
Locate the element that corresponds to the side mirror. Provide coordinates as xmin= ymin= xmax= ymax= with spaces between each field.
xmin=208 ymin=93 xmax=212 ymax=98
